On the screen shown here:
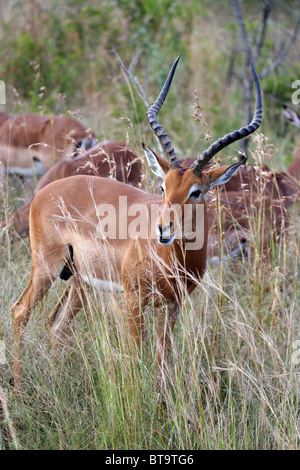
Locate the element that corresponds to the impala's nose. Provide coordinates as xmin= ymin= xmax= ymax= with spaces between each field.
xmin=158 ymin=221 xmax=173 ymax=235
xmin=157 ymin=222 xmax=174 ymax=245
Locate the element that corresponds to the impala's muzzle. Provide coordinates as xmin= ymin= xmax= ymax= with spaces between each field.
xmin=157 ymin=221 xmax=175 ymax=245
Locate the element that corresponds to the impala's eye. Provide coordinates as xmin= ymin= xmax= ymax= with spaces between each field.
xmin=159 ymin=185 xmax=165 ymax=194
xmin=190 ymin=189 xmax=201 ymax=199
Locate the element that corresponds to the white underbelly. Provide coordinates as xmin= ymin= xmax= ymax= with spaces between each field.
xmin=82 ymin=275 xmax=124 ymax=293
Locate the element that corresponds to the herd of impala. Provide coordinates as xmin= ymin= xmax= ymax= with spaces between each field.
xmin=1 ymin=57 xmax=299 ymax=388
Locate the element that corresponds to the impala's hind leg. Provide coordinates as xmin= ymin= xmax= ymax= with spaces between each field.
xmin=49 ymin=276 xmax=86 ymax=347
xmin=12 ymin=269 xmax=52 ymax=389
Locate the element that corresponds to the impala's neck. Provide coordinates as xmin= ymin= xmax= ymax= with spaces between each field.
xmin=185 ymin=201 xmax=208 ymax=288
xmin=156 ymin=201 xmax=208 ymax=293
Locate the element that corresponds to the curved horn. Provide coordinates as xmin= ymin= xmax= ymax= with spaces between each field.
xmin=146 ymin=56 xmax=181 ymax=170
xmin=191 ymin=62 xmax=263 ymax=176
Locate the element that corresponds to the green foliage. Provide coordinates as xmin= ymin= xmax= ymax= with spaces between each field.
xmin=0 ymin=0 xmax=298 ymax=161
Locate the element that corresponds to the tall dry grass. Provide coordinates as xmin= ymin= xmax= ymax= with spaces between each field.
xmin=0 ymin=0 xmax=299 ymax=450
xmin=0 ymin=135 xmax=299 ymax=449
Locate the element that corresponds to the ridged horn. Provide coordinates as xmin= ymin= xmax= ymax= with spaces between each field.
xmin=146 ymin=56 xmax=181 ymax=170
xmin=191 ymin=62 xmax=263 ymax=176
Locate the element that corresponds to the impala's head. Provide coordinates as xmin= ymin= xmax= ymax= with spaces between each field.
xmin=283 ymin=105 xmax=300 ymax=129
xmin=144 ymin=56 xmax=263 ymax=246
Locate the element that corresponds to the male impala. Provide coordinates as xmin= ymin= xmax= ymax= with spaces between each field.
xmin=0 ymin=112 xmax=96 ymax=177
xmin=2 ymin=142 xmax=141 ymax=239
xmin=12 ymin=57 xmax=262 ymax=388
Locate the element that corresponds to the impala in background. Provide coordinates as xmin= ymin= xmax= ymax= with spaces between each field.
xmin=0 ymin=112 xmax=96 ymax=179
xmin=1 ymin=141 xmax=141 ymax=240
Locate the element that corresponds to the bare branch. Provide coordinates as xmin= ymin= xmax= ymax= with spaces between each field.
xmin=111 ymin=49 xmax=164 ymax=156
xmin=128 ymin=49 xmax=143 ymax=75
xmin=261 ymin=12 xmax=300 ymax=78
xmin=254 ymin=0 xmax=272 ymax=63
xmin=232 ymin=0 xmax=255 ymax=153
xmin=232 ymin=70 xmax=244 ymax=84
xmin=226 ymin=46 xmax=237 ymax=85
xmin=111 ymin=48 xmax=150 ymax=107
xmin=232 ymin=0 xmax=253 ymax=64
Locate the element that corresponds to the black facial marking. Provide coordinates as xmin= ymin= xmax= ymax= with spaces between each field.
xmin=190 ymin=189 xmax=201 ymax=199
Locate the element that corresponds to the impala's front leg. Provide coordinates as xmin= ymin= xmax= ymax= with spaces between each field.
xmin=124 ymin=291 xmax=146 ymax=356
xmin=155 ymin=305 xmax=178 ymax=382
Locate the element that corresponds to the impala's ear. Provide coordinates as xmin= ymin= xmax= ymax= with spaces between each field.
xmin=283 ymin=105 xmax=300 ymax=128
xmin=206 ymin=159 xmax=246 ymax=190
xmin=142 ymin=143 xmax=170 ymax=181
